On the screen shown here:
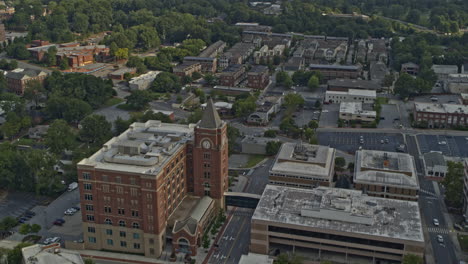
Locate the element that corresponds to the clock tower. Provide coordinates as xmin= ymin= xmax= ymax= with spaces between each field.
xmin=193 ymin=98 xmax=229 ymax=207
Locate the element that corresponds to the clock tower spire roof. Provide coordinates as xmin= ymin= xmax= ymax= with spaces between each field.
xmin=199 ymin=98 xmax=223 ymax=129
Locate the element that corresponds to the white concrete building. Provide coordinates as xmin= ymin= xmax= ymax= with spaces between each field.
xmin=22 ymin=244 xmax=84 ymax=264
xmin=339 ymin=102 xmax=376 ymax=122
xmin=325 ymin=89 xmax=376 ymax=104
xmin=129 ymin=71 xmax=161 ymax=90
xmin=422 ymin=152 xmax=447 ymax=181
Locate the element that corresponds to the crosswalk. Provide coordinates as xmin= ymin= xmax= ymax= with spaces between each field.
xmin=419 ymin=188 xmax=437 ymax=197
xmin=427 ymin=227 xmax=451 ymax=234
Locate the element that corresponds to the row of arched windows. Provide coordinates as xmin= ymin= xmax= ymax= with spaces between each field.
xmin=104 ymin=219 xmax=140 ymax=229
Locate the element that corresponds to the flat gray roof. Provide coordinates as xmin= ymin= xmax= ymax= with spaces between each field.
xmin=270 ymin=143 xmax=335 ymax=179
xmin=253 ymin=185 xmax=424 ymax=243
xmin=354 ymin=150 xmax=418 ymax=189
xmin=423 ymin=152 xmax=446 ymax=167
xmin=328 ymin=78 xmax=381 ymax=90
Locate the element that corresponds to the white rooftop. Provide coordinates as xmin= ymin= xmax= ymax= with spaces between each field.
xmin=78 ymin=120 xmax=195 ymax=176
xmin=270 ymin=143 xmax=335 ymax=180
xmin=239 ymin=253 xmax=273 ymax=264
xmin=253 ymin=185 xmax=424 ymax=242
xmin=22 ymin=244 xmax=84 ymax=264
xmin=339 ymin=102 xmax=376 ymax=116
xmin=354 ymin=150 xmax=418 ymax=189
xmin=326 ymin=89 xmax=376 ymax=97
xmin=415 ymin=102 xmax=468 ymax=114
xmin=431 ymin=64 xmax=458 ymax=75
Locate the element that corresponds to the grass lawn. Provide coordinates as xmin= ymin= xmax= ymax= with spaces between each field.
xmin=458 ymin=234 xmax=468 ymax=252
xmin=243 ymin=155 xmax=266 ymax=168
xmin=104 ymin=97 xmax=125 ymax=107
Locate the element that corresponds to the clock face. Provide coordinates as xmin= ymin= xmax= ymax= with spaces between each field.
xmin=202 ymin=140 xmax=211 ymax=149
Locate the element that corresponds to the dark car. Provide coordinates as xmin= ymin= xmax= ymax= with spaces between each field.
xmin=18 ymin=217 xmax=28 ymax=223
xmin=72 ymin=206 xmax=80 ymax=211
xmin=25 ymin=211 xmax=36 ymax=217
xmin=55 ymin=218 xmax=65 ymax=223
xmin=53 ymin=220 xmax=63 ymax=226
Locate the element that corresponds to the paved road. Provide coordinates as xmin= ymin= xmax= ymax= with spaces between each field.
xmin=406 ymin=135 xmax=457 ymax=264
xmin=206 ymin=159 xmax=273 ymax=263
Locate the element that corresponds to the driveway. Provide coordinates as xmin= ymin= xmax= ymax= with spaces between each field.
xmin=319 ymin=104 xmax=339 ymax=128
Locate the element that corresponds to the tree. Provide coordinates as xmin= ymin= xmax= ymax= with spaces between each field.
xmin=227 ymin=125 xmax=240 ymax=155
xmin=402 ymin=254 xmax=423 ymax=264
xmin=115 ymin=48 xmax=129 ymax=60
xmin=84 ymin=259 xmax=96 ymax=264
xmin=266 ymin=141 xmax=282 ymax=156
xmin=276 ymin=71 xmax=291 ymax=87
xmin=204 ymin=73 xmax=217 ymax=86
xmin=23 ymin=80 xmax=45 ymax=109
xmin=0 ymin=72 xmax=7 ymax=93
xmin=187 ymin=109 xmax=203 ymax=124
xmin=7 ymin=243 xmax=33 ymax=264
xmin=151 ymin=72 xmax=181 ymax=93
xmin=394 ymin=73 xmax=415 ymax=98
xmin=125 ymin=90 xmax=152 ymax=110
xmin=192 ymin=71 xmax=202 ymax=80
xmin=0 ymin=216 xmax=18 ymax=230
xmin=443 ymin=161 xmax=464 ymax=208
xmin=264 ymin=130 xmax=277 ymax=138
xmin=114 ymin=117 xmax=132 ymax=135
xmin=46 ymin=46 xmax=57 ymax=66
xmin=335 ymin=157 xmax=346 ymax=168
xmin=45 ymin=119 xmax=76 ymax=155
xmin=30 ymin=224 xmax=41 ymax=233
xmin=382 ymin=73 xmax=395 ymax=87
xmin=18 ymin=223 xmax=32 ymax=235
xmin=233 ymin=95 xmax=256 ymax=118
xmin=59 ymin=58 xmax=70 ymax=70
xmin=284 ymin=93 xmax=305 ymax=108
xmin=308 ymin=120 xmax=318 ymax=129
xmin=79 ymin=115 xmax=112 ymax=145
xmin=307 ymin=75 xmax=319 ymax=90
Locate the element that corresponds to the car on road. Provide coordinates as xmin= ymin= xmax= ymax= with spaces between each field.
xmin=68 ymin=182 xmax=78 ymax=191
xmin=72 ymin=206 xmax=80 ymax=211
xmin=44 ymin=237 xmax=61 ymax=245
xmin=433 ymin=218 xmax=440 ymax=226
xmin=380 ymin=140 xmax=384 ymax=144
xmin=53 ymin=219 xmax=65 ymax=226
xmin=18 ymin=217 xmax=28 ymax=223
xmin=437 ymin=235 xmax=444 ymax=243
xmin=322 ymin=110 xmax=329 ymax=113
xmin=25 ymin=211 xmax=36 ymax=217
xmin=64 ymin=208 xmax=76 ymax=215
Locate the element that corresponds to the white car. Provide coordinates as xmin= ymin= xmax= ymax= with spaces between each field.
xmin=64 ymin=208 xmax=77 ymax=215
xmin=44 ymin=237 xmax=61 ymax=245
xmin=437 ymin=235 xmax=444 ymax=243
xmin=433 ymin=218 xmax=440 ymax=226
xmin=322 ymin=110 xmax=329 ymax=113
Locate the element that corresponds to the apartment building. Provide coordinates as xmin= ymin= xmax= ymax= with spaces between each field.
xmin=414 ymin=102 xmax=468 ymax=128
xmin=77 ymin=99 xmax=228 ymax=258
xmin=218 ymin=42 xmax=256 ymax=69
xmin=250 ymin=185 xmax=425 ymax=263
xmin=354 ymin=150 xmax=419 ymax=201
xmin=309 ymin=64 xmax=361 ymax=80
xmin=129 ymin=71 xmax=161 ymax=90
xmin=247 ymin=65 xmax=269 ymax=90
xmin=219 ymin=64 xmax=245 ymax=87
xmin=172 ymin=62 xmax=202 ymax=77
xmin=401 ymin=62 xmax=419 ymax=76
xmin=269 ymin=143 xmax=336 ymax=188
xmin=183 ymin=57 xmax=217 ymax=73
xmin=198 ymin=40 xmax=226 ymax=58
xmin=6 ymin=68 xmax=48 ymax=95
xmin=327 ymin=79 xmax=381 ymax=92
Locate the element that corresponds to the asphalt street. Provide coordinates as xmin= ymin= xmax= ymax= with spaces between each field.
xmin=406 ymin=135 xmax=457 ymax=264
xmin=206 ymin=159 xmax=273 ymax=264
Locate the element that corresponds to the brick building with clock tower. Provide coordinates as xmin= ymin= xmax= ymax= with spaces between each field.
xmin=77 ymin=98 xmax=229 ymax=258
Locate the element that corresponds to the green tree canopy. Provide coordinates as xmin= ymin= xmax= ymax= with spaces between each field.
xmin=45 ymin=119 xmax=76 ymax=155
xmin=79 ymin=115 xmax=112 ymax=146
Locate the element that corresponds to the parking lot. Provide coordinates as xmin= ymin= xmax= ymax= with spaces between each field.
xmin=417 ymin=135 xmax=468 ymax=157
xmin=318 ymin=131 xmax=405 ymax=154
xmin=319 ymin=104 xmax=339 ymax=128
xmin=0 ymin=192 xmax=47 ymax=219
xmin=293 ymin=109 xmax=317 ymax=127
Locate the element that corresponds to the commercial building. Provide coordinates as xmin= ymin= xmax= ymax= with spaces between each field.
xmin=327 ymin=79 xmax=381 ymax=92
xmin=339 ymin=102 xmax=376 ymax=122
xmin=253 ymin=44 xmax=285 ymax=64
xmin=172 ymin=62 xmax=202 ymax=77
xmin=247 ymin=95 xmax=282 ymax=125
xmin=219 ymin=64 xmax=246 ymax=87
xmin=354 ymin=150 xmax=419 ymax=201
xmin=431 ymin=64 xmax=459 ymax=80
xmin=183 ymin=56 xmax=217 ymax=73
xmin=28 ymin=44 xmax=109 ymax=67
xmin=239 ymin=253 xmax=273 ymax=264
xmin=5 ymin=68 xmax=48 ymax=95
xmin=241 ymin=136 xmax=280 ymax=155
xmin=309 ymin=64 xmax=361 ymax=80
xmin=129 ymin=71 xmax=161 ymax=90
xmin=422 ymin=152 xmax=447 ymax=181
xmin=250 ymin=185 xmax=425 ymax=263
xmin=22 ymin=243 xmax=84 ymax=264
xmin=325 ymin=89 xmax=376 ymax=104
xmin=447 ymin=74 xmax=468 ymax=94
xmin=414 ymin=102 xmax=468 ymax=128
xmin=269 ymin=143 xmax=336 ymax=188
xmin=247 ymin=65 xmax=269 ymax=90
xmin=77 ymin=99 xmax=228 ymax=258
xmin=401 ymin=62 xmax=419 ymax=76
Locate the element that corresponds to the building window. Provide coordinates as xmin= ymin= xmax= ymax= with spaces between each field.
xmin=203 ymin=153 xmax=211 ymax=160
xmin=131 ymin=210 xmax=139 ymax=217
xmin=119 ymin=220 xmax=126 ymax=227
xmin=149 ymin=238 xmax=154 ymax=245
xmin=105 ymin=219 xmax=112 ymax=225
xmin=119 ymin=231 xmax=126 ymax=237
xmin=204 ymin=171 xmax=210 ymax=179
xmin=82 ymin=172 xmax=91 ymax=180
xmin=88 ymin=227 xmax=95 ymax=233
xmin=102 ymin=185 xmax=109 ymax=192
xmin=85 ymin=204 xmax=94 ymax=211
xmin=132 ymin=222 xmax=140 ymax=229
xmin=102 ymin=175 xmax=108 ymax=182
xmin=104 ymin=206 xmax=111 ymax=213
xmin=146 ymin=193 xmax=153 ymax=199
xmin=204 ymin=182 xmax=210 ymax=188
xmin=130 ymin=188 xmax=138 ymax=196
xmin=88 ymin=237 xmax=96 ymax=243
xmin=84 ymin=194 xmax=93 ymax=201
xmin=86 ymin=215 xmax=95 ymax=221
xmin=107 ymin=239 xmax=113 ymax=246
xmin=116 ymin=186 xmax=123 ymax=194
xmin=133 ymin=233 xmax=140 ymax=239
xmin=150 ymin=248 xmax=155 ymax=255
xmin=106 ymin=229 xmax=113 ymax=235
xmin=130 ymin=178 xmax=136 ymax=185
xmin=203 ymin=163 xmax=210 ymax=168
xmin=84 ymin=183 xmax=92 ymax=190
xmin=118 ymin=208 xmax=125 ymax=215
xmin=133 ymin=243 xmax=141 ymax=249
xmin=120 ymin=241 xmax=127 ymax=247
